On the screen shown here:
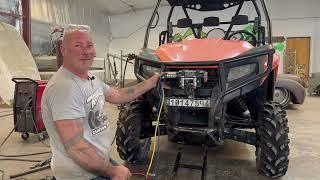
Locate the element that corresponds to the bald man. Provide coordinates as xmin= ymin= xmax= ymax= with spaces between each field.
xmin=41 ymin=30 xmax=162 ymax=180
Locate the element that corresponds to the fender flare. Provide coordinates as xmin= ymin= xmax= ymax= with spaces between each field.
xmin=275 ymin=78 xmax=306 ymax=104
xmin=278 ymin=74 xmax=307 ymax=87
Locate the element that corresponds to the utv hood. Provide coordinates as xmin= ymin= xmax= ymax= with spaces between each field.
xmin=156 ymin=38 xmax=254 ymax=62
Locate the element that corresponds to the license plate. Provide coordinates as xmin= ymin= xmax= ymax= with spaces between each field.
xmin=166 ymin=98 xmax=210 ymax=108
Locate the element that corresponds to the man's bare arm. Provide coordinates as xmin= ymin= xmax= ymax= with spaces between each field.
xmin=105 ymin=73 xmax=162 ymax=104
xmin=54 ymin=119 xmax=129 ymax=178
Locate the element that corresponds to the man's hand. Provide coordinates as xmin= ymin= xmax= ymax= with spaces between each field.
xmin=105 ymin=72 xmax=166 ymax=104
xmin=110 ymin=165 xmax=131 ymax=180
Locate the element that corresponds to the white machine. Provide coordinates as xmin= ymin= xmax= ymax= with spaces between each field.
xmin=0 ymin=22 xmax=41 ymax=106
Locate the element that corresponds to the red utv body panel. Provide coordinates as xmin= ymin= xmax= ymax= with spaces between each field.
xmin=155 ymin=38 xmax=279 ymax=78
xmin=156 ymin=38 xmax=254 ymax=62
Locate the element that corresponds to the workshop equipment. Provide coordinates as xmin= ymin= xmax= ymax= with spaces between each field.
xmin=0 ymin=22 xmax=41 ymax=106
xmin=172 ymin=142 xmax=208 ymax=180
xmin=12 ymin=78 xmax=48 ymax=140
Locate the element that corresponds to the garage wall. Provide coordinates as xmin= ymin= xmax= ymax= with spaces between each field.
xmin=30 ymin=0 xmax=111 ymax=58
xmin=0 ymin=0 xmax=22 ymax=29
xmin=109 ymin=0 xmax=320 ymax=79
xmin=313 ymin=20 xmax=320 ymax=74
xmin=267 ymin=0 xmax=320 ymax=75
xmin=109 ymin=7 xmax=162 ymax=80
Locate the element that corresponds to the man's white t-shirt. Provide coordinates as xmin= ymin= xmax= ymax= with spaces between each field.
xmin=41 ymin=66 xmax=111 ymax=180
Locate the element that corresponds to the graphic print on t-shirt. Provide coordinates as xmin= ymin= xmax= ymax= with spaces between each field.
xmin=86 ymin=91 xmax=109 ymax=135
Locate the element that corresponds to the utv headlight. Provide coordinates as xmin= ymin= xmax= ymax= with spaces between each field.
xmin=227 ymin=63 xmax=256 ymax=82
xmin=142 ymin=64 xmax=160 ymax=75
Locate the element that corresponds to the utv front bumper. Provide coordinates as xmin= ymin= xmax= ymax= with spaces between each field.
xmin=136 ymin=45 xmax=275 ymax=107
xmin=135 ymin=45 xmax=275 ymax=144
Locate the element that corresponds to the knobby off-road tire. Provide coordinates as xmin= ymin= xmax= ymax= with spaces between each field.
xmin=116 ymin=100 xmax=151 ymax=163
xmin=255 ymin=101 xmax=290 ymax=178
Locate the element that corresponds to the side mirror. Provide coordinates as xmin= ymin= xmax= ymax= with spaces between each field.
xmin=203 ymin=17 xmax=220 ymax=27
xmin=231 ymin=15 xmax=249 ymax=25
xmin=159 ymin=31 xmax=168 ymax=46
xmin=177 ymin=18 xmax=192 ymax=28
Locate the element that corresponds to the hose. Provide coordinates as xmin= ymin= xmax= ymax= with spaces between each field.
xmin=132 ymin=172 xmax=152 ymax=180
xmin=29 ymin=114 xmax=50 ymax=148
xmin=9 ymin=165 xmax=51 ymax=179
xmin=146 ymin=82 xmax=165 ymax=178
xmin=0 ymin=158 xmax=42 ymax=162
xmin=109 ymin=158 xmax=152 ymax=180
xmin=122 ymin=54 xmax=136 ymax=88
xmin=0 ymin=113 xmax=13 ymax=118
xmin=0 ymin=151 xmax=51 ymax=158
xmin=0 ymin=98 xmax=51 ymax=164
xmin=0 ymin=169 xmax=4 ymax=180
xmin=0 ymin=99 xmax=32 ymax=151
xmin=122 ymin=57 xmax=129 ymax=88
xmin=154 ymin=81 xmax=163 ymax=180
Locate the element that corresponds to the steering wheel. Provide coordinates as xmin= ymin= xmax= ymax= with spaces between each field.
xmin=227 ymin=30 xmax=257 ymax=46
xmin=206 ymin=28 xmax=225 ymax=38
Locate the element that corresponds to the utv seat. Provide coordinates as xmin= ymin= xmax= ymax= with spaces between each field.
xmin=203 ymin=16 xmax=220 ymax=27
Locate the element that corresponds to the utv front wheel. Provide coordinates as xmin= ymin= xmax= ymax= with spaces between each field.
xmin=255 ymin=101 xmax=290 ymax=178
xmin=116 ymin=101 xmax=151 ymax=163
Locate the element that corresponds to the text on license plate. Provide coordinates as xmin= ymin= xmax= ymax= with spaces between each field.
xmin=166 ymin=99 xmax=210 ymax=107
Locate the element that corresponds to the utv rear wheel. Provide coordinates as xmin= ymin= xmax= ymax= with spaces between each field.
xmin=274 ymin=87 xmax=291 ymax=108
xmin=255 ymin=101 xmax=290 ymax=178
xmin=116 ymin=100 xmax=151 ymax=163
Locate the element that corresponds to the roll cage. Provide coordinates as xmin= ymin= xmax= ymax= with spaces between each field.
xmin=143 ymin=0 xmax=272 ymax=48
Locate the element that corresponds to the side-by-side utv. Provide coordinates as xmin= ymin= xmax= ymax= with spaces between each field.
xmin=116 ymin=0 xmax=290 ymax=178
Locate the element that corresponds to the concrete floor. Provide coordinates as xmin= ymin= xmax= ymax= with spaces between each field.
xmin=0 ymin=96 xmax=320 ymax=180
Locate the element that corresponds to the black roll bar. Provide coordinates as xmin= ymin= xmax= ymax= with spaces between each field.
xmin=223 ymin=1 xmax=244 ymax=40
xmin=143 ymin=0 xmax=162 ymax=48
xmin=260 ymin=0 xmax=272 ymax=43
xmin=143 ymin=0 xmax=273 ymax=47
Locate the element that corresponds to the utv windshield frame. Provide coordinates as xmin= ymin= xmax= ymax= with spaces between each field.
xmin=143 ymin=0 xmax=272 ymax=48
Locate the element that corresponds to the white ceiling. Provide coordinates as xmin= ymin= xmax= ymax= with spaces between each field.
xmin=94 ymin=0 xmax=169 ymax=15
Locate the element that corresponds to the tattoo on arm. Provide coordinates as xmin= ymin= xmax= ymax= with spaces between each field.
xmin=55 ymin=119 xmax=113 ymax=176
xmin=126 ymin=87 xmax=135 ymax=95
xmin=68 ymin=144 xmax=110 ymax=176
xmin=64 ymin=132 xmax=83 ymax=150
xmin=126 ymin=80 xmax=148 ymax=95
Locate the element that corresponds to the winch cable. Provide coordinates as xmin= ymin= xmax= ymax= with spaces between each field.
xmin=146 ymin=79 xmax=165 ymax=178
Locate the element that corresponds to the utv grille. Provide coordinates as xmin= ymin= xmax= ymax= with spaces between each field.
xmin=165 ymin=68 xmax=219 ymax=88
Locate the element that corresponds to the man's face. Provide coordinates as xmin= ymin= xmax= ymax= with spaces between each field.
xmin=61 ymin=31 xmax=96 ymax=73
